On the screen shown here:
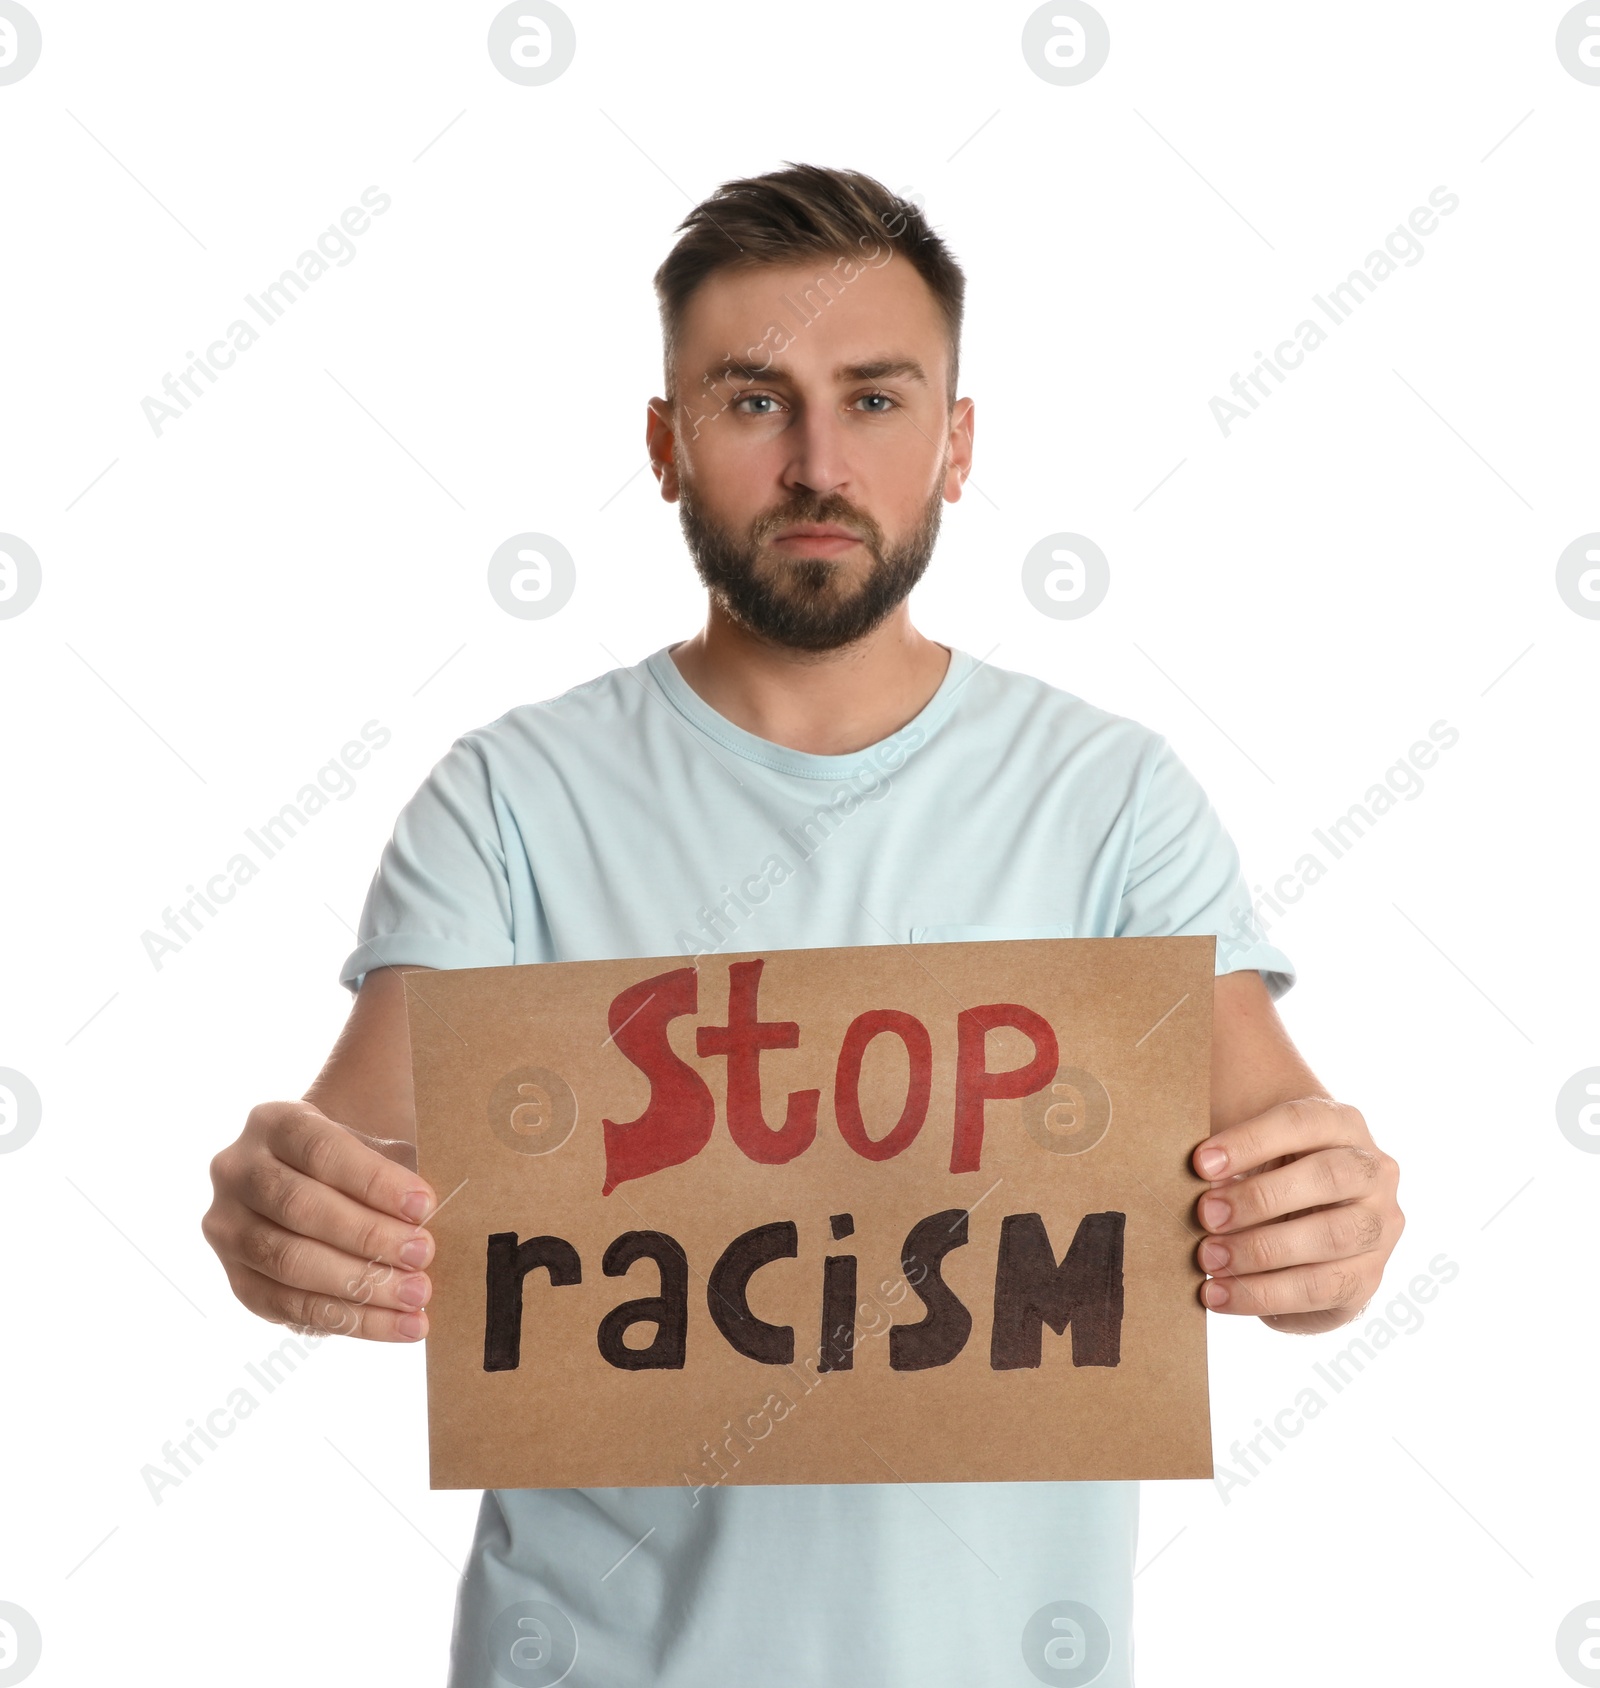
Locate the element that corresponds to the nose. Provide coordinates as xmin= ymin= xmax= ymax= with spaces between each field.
xmin=781 ymin=405 xmax=850 ymax=499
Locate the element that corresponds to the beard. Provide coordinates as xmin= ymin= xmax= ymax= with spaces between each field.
xmin=676 ymin=468 xmax=945 ymax=653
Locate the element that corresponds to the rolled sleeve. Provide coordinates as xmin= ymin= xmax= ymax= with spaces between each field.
xmin=1118 ymin=736 xmax=1296 ymax=1000
xmin=338 ymin=735 xmax=515 ymax=993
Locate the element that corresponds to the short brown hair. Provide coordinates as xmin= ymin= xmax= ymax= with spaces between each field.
xmin=653 ymin=163 xmax=966 ymax=403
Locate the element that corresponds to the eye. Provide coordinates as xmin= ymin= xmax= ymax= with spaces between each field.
xmin=732 ymin=392 xmax=781 ymax=415
xmin=854 ymin=391 xmax=896 ymax=413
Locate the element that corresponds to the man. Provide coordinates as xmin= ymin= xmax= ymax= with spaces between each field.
xmin=202 ymin=164 xmax=1403 ymax=1686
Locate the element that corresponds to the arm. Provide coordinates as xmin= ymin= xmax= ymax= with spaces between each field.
xmin=1193 ymin=969 xmax=1404 ymax=1335
xmin=200 ymin=965 xmax=440 ymax=1343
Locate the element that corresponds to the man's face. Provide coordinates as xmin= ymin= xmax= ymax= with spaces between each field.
xmin=647 ymin=253 xmax=974 ymax=652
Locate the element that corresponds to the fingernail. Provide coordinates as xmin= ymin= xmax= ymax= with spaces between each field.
xmin=1200 ymin=1196 xmax=1231 ymax=1229
xmin=1199 ymin=1240 xmax=1229 ymax=1271
xmin=398 ymin=1313 xmax=426 ymax=1340
xmin=1196 ymin=1145 xmax=1227 ymax=1176
xmin=400 ymin=1190 xmax=431 ymax=1223
xmin=397 ymin=1274 xmax=430 ymax=1308
xmin=1203 ymin=1280 xmax=1229 ymax=1308
xmin=398 ymin=1234 xmax=431 ymax=1268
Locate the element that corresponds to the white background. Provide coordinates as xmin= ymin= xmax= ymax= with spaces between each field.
xmin=1 ymin=2 xmax=1597 ymax=1684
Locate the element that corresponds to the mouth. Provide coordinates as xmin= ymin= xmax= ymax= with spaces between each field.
xmin=768 ymin=523 xmax=866 ymax=557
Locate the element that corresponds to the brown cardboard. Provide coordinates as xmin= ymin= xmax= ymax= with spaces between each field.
xmin=405 ymin=935 xmax=1216 ymax=1491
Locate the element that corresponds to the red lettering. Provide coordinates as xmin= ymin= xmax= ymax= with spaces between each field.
xmin=696 ymin=959 xmax=819 ymax=1164
xmin=601 ymin=967 xmax=716 ymax=1195
xmin=950 ymin=1004 xmax=1059 ymax=1173
xmin=834 ymin=1008 xmax=932 ymax=1161
xmin=600 ymin=961 xmax=1064 ymax=1186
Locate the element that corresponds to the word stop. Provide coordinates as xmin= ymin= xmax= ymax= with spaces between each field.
xmin=600 ymin=959 xmax=1063 ymax=1192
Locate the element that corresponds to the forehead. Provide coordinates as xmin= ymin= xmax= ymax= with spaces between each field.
xmin=674 ymin=253 xmax=950 ymax=384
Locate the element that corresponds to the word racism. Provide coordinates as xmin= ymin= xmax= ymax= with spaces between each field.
xmin=483 ymin=1206 xmax=1125 ymax=1380
xmin=1220 ymin=719 xmax=1458 ymax=969
xmin=675 ymin=728 xmax=923 ymax=961
xmin=599 ymin=956 xmax=1064 ymax=1191
xmin=140 ymin=186 xmax=391 ymax=437
xmin=1209 ymin=186 xmax=1460 ymax=437
xmin=1214 ymin=1251 xmax=1459 ymax=1503
xmin=141 ymin=720 xmax=390 ymax=970
xmin=686 ymin=1243 xmax=954 ymax=1500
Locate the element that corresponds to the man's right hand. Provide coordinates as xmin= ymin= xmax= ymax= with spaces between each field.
xmin=202 ymin=1098 xmax=437 ymax=1342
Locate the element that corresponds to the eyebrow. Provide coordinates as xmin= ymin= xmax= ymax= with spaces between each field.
xmin=705 ymin=356 xmax=929 ymax=387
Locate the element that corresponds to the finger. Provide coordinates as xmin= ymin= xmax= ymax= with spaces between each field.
xmin=230 ymin=1262 xmax=429 ymax=1342
xmin=1199 ymin=1256 xmax=1376 ymax=1319
xmin=1197 ymin=1201 xmax=1387 ymax=1279
xmin=226 ymin=1212 xmax=431 ymax=1313
xmin=1197 ymin=1144 xmax=1386 ymax=1233
xmin=1193 ymin=1097 xmax=1368 ymax=1181
xmin=236 ymin=1155 xmax=434 ymax=1272
xmin=342 ymin=1123 xmax=420 ymax=1173
xmin=262 ymin=1106 xmax=435 ymax=1223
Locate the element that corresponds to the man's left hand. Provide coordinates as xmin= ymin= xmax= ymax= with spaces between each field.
xmin=1190 ymin=1097 xmax=1403 ymax=1334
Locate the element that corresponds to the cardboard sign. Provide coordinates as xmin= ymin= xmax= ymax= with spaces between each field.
xmin=405 ymin=936 xmax=1216 ymax=1491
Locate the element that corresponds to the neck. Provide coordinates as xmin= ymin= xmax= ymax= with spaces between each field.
xmin=667 ymin=600 xmax=950 ymax=755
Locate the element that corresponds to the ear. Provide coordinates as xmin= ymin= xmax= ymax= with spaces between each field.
xmin=646 ymin=398 xmax=681 ymax=502
xmin=942 ymin=397 xmax=975 ymax=503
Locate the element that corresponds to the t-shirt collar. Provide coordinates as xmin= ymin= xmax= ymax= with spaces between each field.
xmin=642 ymin=642 xmax=976 ymax=780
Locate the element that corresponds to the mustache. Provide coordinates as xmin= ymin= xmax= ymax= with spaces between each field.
xmin=749 ymin=492 xmax=886 ymax=553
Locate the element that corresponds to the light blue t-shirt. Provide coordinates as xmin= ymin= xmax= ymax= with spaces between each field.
xmin=340 ymin=643 xmax=1294 ymax=1688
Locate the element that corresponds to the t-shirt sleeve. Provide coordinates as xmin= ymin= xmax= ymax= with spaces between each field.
xmin=338 ymin=735 xmax=516 ymax=994
xmin=1117 ymin=735 xmax=1296 ymax=1000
